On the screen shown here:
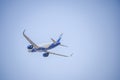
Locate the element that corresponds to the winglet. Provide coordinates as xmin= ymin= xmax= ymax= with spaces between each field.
xmin=23 ymin=29 xmax=25 ymax=34
xmin=70 ymin=53 xmax=74 ymax=57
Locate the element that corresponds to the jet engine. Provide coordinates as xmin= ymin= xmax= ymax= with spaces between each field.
xmin=27 ymin=45 xmax=33 ymax=49
xmin=43 ymin=52 xmax=49 ymax=57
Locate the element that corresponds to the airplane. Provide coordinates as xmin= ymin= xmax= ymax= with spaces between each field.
xmin=23 ymin=30 xmax=72 ymax=57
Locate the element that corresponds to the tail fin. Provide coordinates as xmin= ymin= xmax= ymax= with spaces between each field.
xmin=57 ymin=33 xmax=63 ymax=42
xmin=51 ymin=33 xmax=68 ymax=47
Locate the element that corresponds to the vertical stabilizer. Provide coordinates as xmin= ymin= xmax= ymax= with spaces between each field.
xmin=57 ymin=33 xmax=63 ymax=42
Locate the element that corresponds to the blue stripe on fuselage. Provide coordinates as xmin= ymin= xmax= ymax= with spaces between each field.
xmin=36 ymin=42 xmax=60 ymax=51
xmin=37 ymin=47 xmax=47 ymax=51
xmin=47 ymin=42 xmax=60 ymax=50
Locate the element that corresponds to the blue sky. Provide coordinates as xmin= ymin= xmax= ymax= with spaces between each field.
xmin=0 ymin=0 xmax=120 ymax=80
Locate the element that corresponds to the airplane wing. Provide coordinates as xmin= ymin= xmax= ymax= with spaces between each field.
xmin=45 ymin=51 xmax=73 ymax=57
xmin=23 ymin=30 xmax=39 ymax=49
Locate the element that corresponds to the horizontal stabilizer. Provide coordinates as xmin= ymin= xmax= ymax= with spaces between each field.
xmin=60 ymin=44 xmax=68 ymax=47
xmin=51 ymin=38 xmax=56 ymax=43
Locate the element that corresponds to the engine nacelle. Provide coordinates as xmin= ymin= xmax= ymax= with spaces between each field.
xmin=43 ymin=53 xmax=49 ymax=57
xmin=27 ymin=45 xmax=33 ymax=49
